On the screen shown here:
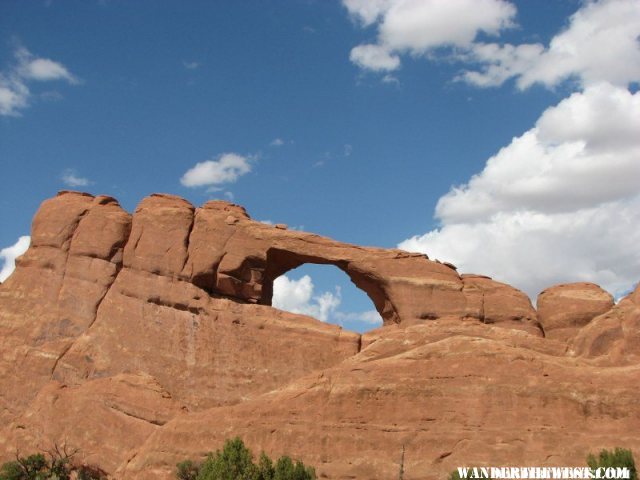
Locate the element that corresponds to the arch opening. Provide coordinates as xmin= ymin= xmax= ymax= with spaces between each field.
xmin=270 ymin=263 xmax=383 ymax=333
xmin=259 ymin=248 xmax=398 ymax=329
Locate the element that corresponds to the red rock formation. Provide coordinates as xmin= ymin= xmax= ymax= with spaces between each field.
xmin=572 ymin=282 xmax=640 ymax=365
xmin=537 ymin=283 xmax=614 ymax=342
xmin=0 ymin=191 xmax=637 ymax=480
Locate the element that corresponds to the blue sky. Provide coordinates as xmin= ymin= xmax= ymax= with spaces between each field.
xmin=1 ymin=0 xmax=639 ymax=332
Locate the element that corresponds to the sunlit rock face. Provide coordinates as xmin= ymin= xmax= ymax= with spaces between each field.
xmin=1 ymin=191 xmax=638 ymax=480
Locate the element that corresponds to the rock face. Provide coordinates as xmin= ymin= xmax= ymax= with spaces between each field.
xmin=537 ymin=283 xmax=615 ymax=342
xmin=0 ymin=191 xmax=638 ymax=480
xmin=572 ymin=282 xmax=640 ymax=365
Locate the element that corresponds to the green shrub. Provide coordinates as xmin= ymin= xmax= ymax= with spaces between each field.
xmin=587 ymin=448 xmax=637 ymax=480
xmin=197 ymin=437 xmax=260 ymax=480
xmin=0 ymin=446 xmax=106 ymax=480
xmin=177 ymin=437 xmax=315 ymax=480
xmin=177 ymin=460 xmax=201 ymax=480
xmin=272 ymin=456 xmax=315 ymax=480
xmin=256 ymin=453 xmax=274 ymax=480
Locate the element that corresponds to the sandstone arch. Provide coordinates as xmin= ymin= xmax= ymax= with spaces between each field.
xmin=260 ymin=248 xmax=394 ymax=325
xmin=158 ymin=196 xmax=541 ymax=331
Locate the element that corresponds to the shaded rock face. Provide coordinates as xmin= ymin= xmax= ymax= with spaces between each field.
xmin=0 ymin=191 xmax=638 ymax=480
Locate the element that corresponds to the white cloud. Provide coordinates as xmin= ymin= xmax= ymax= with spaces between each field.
xmin=0 ymin=236 xmax=30 ymax=282
xmin=0 ymin=46 xmax=78 ymax=116
xmin=180 ymin=153 xmax=252 ymax=188
xmin=346 ymin=0 xmax=640 ymax=91
xmin=378 ymin=0 xmax=516 ymax=51
xmin=16 ymin=48 xmax=78 ymax=84
xmin=270 ymin=138 xmax=285 ymax=147
xmin=399 ymin=83 xmax=640 ymax=299
xmin=435 ymin=84 xmax=640 ymax=223
xmin=343 ymin=0 xmax=394 ymax=26
xmin=273 ymin=275 xmax=341 ymax=322
xmin=0 ymin=75 xmax=29 ymax=116
xmin=335 ymin=310 xmax=383 ymax=326
xmin=350 ymin=44 xmax=400 ymax=71
xmin=461 ymin=0 xmax=640 ymax=89
xmin=61 ymin=169 xmax=92 ymax=187
xmin=272 ymin=274 xmax=383 ymax=327
xmin=345 ymin=0 xmax=516 ymax=72
xmin=456 ymin=43 xmax=545 ymax=88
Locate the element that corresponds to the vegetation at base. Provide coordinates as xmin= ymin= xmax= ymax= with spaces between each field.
xmin=176 ymin=437 xmax=316 ymax=480
xmin=587 ymin=448 xmax=637 ymax=480
xmin=0 ymin=444 xmax=106 ymax=480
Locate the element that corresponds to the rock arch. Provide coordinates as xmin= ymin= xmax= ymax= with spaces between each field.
xmin=260 ymin=248 xmax=396 ymax=324
xmin=80 ymin=193 xmax=540 ymax=332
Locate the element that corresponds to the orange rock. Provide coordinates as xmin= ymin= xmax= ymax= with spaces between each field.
xmin=0 ymin=191 xmax=638 ymax=479
xmin=537 ymin=282 xmax=614 ymax=342
xmin=122 ymin=321 xmax=640 ymax=480
xmin=461 ymin=274 xmax=541 ymax=336
xmin=572 ymin=282 xmax=640 ymax=365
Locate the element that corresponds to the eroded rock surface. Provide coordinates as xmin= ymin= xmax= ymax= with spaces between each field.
xmin=537 ymin=283 xmax=614 ymax=341
xmin=0 ymin=191 xmax=637 ymax=479
xmin=123 ymin=321 xmax=640 ymax=480
xmin=572 ymin=282 xmax=640 ymax=365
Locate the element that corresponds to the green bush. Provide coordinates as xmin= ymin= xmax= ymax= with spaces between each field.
xmin=176 ymin=437 xmax=315 ymax=480
xmin=0 ymin=446 xmax=106 ymax=480
xmin=197 ymin=438 xmax=260 ymax=480
xmin=272 ymin=456 xmax=315 ymax=480
xmin=177 ymin=460 xmax=201 ymax=480
xmin=587 ymin=448 xmax=637 ymax=480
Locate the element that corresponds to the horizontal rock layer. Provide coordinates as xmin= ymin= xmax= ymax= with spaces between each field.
xmin=0 ymin=191 xmax=638 ymax=479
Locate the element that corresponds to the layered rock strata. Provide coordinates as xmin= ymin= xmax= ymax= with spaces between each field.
xmin=0 ymin=191 xmax=637 ymax=479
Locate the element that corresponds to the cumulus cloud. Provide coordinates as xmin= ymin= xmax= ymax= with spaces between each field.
xmin=180 ymin=153 xmax=252 ymax=188
xmin=0 ymin=46 xmax=78 ymax=116
xmin=345 ymin=0 xmax=640 ymax=92
xmin=61 ymin=169 xmax=92 ymax=187
xmin=399 ymin=83 xmax=640 ymax=299
xmin=461 ymin=0 xmax=640 ymax=89
xmin=0 ymin=236 xmax=30 ymax=282
xmin=272 ymin=275 xmax=341 ymax=322
xmin=272 ymin=274 xmax=383 ymax=327
xmin=270 ymin=138 xmax=285 ymax=147
xmin=344 ymin=0 xmax=516 ymax=72
xmin=350 ymin=44 xmax=400 ymax=71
